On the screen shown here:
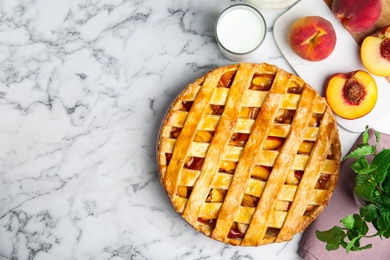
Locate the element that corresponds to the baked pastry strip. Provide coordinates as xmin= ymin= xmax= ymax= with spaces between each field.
xmin=241 ymin=82 xmax=317 ymax=246
xmin=276 ymin=108 xmax=339 ymax=241
xmin=158 ymin=76 xmax=204 ymax=180
xmin=182 ymin=63 xmax=256 ymax=226
xmin=162 ymin=67 xmax=226 ymax=206
xmin=211 ymin=68 xmax=291 ymax=244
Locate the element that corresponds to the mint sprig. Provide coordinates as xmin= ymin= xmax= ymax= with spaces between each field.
xmin=316 ymin=126 xmax=390 ymax=253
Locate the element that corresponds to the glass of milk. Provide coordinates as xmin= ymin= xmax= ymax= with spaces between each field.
xmin=215 ymin=4 xmax=266 ymax=62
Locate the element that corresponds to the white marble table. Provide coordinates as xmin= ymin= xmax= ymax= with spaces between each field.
xmin=1 ymin=0 xmax=389 ymax=259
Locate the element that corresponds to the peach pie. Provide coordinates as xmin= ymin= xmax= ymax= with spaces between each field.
xmin=157 ymin=63 xmax=341 ymax=246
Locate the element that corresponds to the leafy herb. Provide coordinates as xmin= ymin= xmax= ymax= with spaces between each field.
xmin=316 ymin=126 xmax=390 ymax=253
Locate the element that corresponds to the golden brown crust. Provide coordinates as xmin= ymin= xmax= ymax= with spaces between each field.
xmin=157 ymin=62 xmax=341 ymax=246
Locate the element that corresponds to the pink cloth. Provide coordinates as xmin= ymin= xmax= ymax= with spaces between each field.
xmin=298 ymin=128 xmax=390 ymax=260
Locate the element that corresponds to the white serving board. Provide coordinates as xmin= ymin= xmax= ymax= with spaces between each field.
xmin=274 ymin=0 xmax=390 ymax=133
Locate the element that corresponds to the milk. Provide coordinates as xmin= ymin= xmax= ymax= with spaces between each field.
xmin=215 ymin=5 xmax=266 ymax=61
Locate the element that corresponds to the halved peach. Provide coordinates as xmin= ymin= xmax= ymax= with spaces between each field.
xmin=361 ymin=25 xmax=390 ymax=77
xmin=325 ymin=70 xmax=378 ymax=119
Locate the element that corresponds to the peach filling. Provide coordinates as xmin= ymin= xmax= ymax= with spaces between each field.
xmin=263 ymin=136 xmax=284 ymax=150
xmin=177 ymin=186 xmax=192 ymax=198
xmin=275 ymin=109 xmax=295 ymax=124
xmin=241 ymin=194 xmax=259 ymax=207
xmin=206 ymin=188 xmax=226 ymax=203
xmin=250 ymin=74 xmax=275 ymax=91
xmin=219 ymin=161 xmax=237 ymax=174
xmin=184 ymin=156 xmax=204 ymax=170
xmin=170 ymin=126 xmax=182 ymax=138
xmin=165 ymin=153 xmax=172 ymax=165
xmin=298 ymin=141 xmax=314 ymax=154
xmin=179 ymin=101 xmax=193 ymax=111
xmin=228 ymin=222 xmax=247 ymax=239
xmin=327 ymin=144 xmax=338 ymax=160
xmin=230 ymin=133 xmax=250 ymax=147
xmin=251 ymin=166 xmax=271 ymax=181
xmin=309 ymin=113 xmax=323 ymax=127
xmin=288 ymin=82 xmax=303 ymax=94
xmin=265 ymin=227 xmax=280 ymax=238
xmin=204 ymin=104 xmax=225 ymax=115
xmin=197 ymin=217 xmax=216 ymax=226
xmin=218 ymin=71 xmax=236 ymax=88
xmin=239 ymin=107 xmax=261 ymax=119
xmin=194 ymin=130 xmax=214 ymax=142
xmin=294 ymin=171 xmax=330 ymax=189
xmin=317 ymin=174 xmax=330 ymax=189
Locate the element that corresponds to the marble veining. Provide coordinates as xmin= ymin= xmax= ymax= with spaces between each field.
xmin=3 ymin=0 xmax=389 ymax=259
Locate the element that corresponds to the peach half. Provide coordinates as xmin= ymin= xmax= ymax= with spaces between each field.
xmin=288 ymin=16 xmax=337 ymax=62
xmin=361 ymin=25 xmax=390 ymax=77
xmin=325 ymin=70 xmax=378 ymax=119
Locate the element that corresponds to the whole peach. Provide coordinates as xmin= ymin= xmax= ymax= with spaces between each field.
xmin=288 ymin=16 xmax=337 ymax=62
xmin=332 ymin=0 xmax=382 ymax=33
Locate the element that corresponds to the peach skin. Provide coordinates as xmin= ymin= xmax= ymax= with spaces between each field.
xmin=332 ymin=0 xmax=382 ymax=33
xmin=288 ymin=16 xmax=336 ymax=62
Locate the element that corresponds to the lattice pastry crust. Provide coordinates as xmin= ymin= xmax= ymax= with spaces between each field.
xmin=157 ymin=63 xmax=341 ymax=246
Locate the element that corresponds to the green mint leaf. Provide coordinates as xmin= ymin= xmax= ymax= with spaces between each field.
xmin=375 ymin=212 xmax=390 ymax=238
xmin=353 ymin=214 xmax=369 ymax=236
xmin=354 ymin=163 xmax=377 ymax=176
xmin=344 ymin=145 xmax=376 ymax=160
xmin=342 ymin=215 xmax=355 ymax=229
xmin=360 ymin=204 xmax=379 ymax=222
xmin=380 ymin=193 xmax=390 ymax=209
xmin=346 ymin=227 xmax=358 ymax=240
xmin=362 ymin=126 xmax=370 ymax=145
xmin=371 ymin=149 xmax=390 ymax=184
xmin=350 ymin=159 xmax=369 ymax=175
xmin=326 ymin=242 xmax=342 ymax=251
xmin=354 ymin=175 xmax=376 ymax=201
xmin=382 ymin=174 xmax=390 ymax=195
xmin=316 ymin=226 xmax=345 ymax=251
